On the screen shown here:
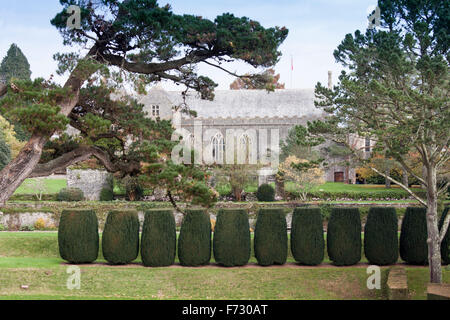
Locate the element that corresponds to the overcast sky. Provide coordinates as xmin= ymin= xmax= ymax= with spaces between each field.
xmin=0 ymin=0 xmax=377 ymax=90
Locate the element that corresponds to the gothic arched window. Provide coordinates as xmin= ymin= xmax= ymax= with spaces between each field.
xmin=239 ymin=134 xmax=253 ymax=164
xmin=212 ymin=133 xmax=225 ymax=164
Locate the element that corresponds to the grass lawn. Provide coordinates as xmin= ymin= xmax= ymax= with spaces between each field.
xmin=0 ymin=232 xmax=448 ymax=300
xmin=14 ymin=179 xmax=67 ymax=195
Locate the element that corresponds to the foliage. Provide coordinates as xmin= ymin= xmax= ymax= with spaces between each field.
xmin=291 ymin=207 xmax=324 ymax=265
xmin=256 ymin=184 xmax=275 ymax=202
xmin=400 ymin=207 xmax=428 ymax=265
xmin=439 ymin=207 xmax=450 ymax=265
xmin=364 ymin=207 xmax=399 ymax=265
xmin=215 ymin=165 xmax=258 ymax=201
xmin=124 ymin=176 xmax=144 ymax=201
xmin=0 ymin=115 xmax=25 ymax=158
xmin=102 ymin=210 xmax=140 ymax=265
xmin=0 ymin=133 xmax=11 ymax=171
xmin=0 ymin=44 xmax=31 ymax=83
xmin=57 ymin=187 xmax=84 ymax=202
xmin=213 ymin=209 xmax=251 ymax=267
xmin=229 ymin=68 xmax=285 ymax=91
xmin=327 ymin=208 xmax=361 ymax=266
xmin=58 ymin=209 xmax=99 ymax=263
xmin=141 ymin=209 xmax=176 ymax=267
xmin=254 ymin=208 xmax=287 ymax=266
xmin=178 ymin=209 xmax=211 ymax=266
xmin=277 ymin=156 xmax=324 ymax=201
xmin=99 ymin=187 xmax=114 ymax=201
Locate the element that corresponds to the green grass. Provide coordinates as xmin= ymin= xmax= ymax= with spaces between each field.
xmin=14 ymin=179 xmax=67 ymax=195
xmin=0 ymin=232 xmax=448 ymax=300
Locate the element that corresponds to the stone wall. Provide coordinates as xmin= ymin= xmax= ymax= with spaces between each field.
xmin=66 ymin=169 xmax=113 ymax=201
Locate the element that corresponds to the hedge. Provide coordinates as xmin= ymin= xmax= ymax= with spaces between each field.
xmin=213 ymin=209 xmax=251 ymax=267
xmin=141 ymin=209 xmax=176 ymax=267
xmin=291 ymin=207 xmax=324 ymax=265
xmin=439 ymin=207 xmax=449 ymax=265
xmin=102 ymin=210 xmax=140 ymax=265
xmin=327 ymin=208 xmax=361 ymax=266
xmin=254 ymin=208 xmax=287 ymax=266
xmin=57 ymin=188 xmax=84 ymax=202
xmin=58 ymin=209 xmax=99 ymax=263
xmin=400 ymin=207 xmax=428 ymax=265
xmin=99 ymin=188 xmax=114 ymax=201
xmin=178 ymin=209 xmax=211 ymax=266
xmin=364 ymin=207 xmax=398 ymax=265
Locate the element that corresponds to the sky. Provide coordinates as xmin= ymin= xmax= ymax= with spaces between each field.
xmin=0 ymin=0 xmax=378 ymax=90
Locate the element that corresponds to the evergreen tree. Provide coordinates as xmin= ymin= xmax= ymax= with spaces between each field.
xmin=0 ymin=44 xmax=31 ymax=83
xmin=0 ymin=133 xmax=11 ymax=171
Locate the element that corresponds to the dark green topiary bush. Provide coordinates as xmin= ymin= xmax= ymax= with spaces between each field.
xmin=57 ymin=187 xmax=84 ymax=202
xmin=364 ymin=207 xmax=399 ymax=265
xmin=291 ymin=207 xmax=324 ymax=265
xmin=213 ymin=209 xmax=251 ymax=267
xmin=102 ymin=210 xmax=140 ymax=265
xmin=400 ymin=207 xmax=428 ymax=265
xmin=99 ymin=187 xmax=114 ymax=201
xmin=256 ymin=184 xmax=275 ymax=202
xmin=58 ymin=209 xmax=99 ymax=263
xmin=254 ymin=208 xmax=287 ymax=266
xmin=178 ymin=209 xmax=211 ymax=266
xmin=141 ymin=210 xmax=176 ymax=267
xmin=439 ymin=207 xmax=449 ymax=265
xmin=327 ymin=207 xmax=361 ymax=266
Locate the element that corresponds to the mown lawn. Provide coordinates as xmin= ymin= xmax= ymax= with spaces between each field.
xmin=14 ymin=179 xmax=67 ymax=195
xmin=0 ymin=232 xmax=448 ymax=300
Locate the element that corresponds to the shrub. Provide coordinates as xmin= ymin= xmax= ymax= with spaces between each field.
xmin=57 ymin=187 xmax=84 ymax=202
xmin=19 ymin=225 xmax=35 ymax=231
xmin=256 ymin=184 xmax=275 ymax=202
xmin=102 ymin=210 xmax=140 ymax=265
xmin=99 ymin=187 xmax=114 ymax=201
xmin=400 ymin=207 xmax=428 ymax=265
xmin=141 ymin=209 xmax=176 ymax=267
xmin=213 ymin=209 xmax=251 ymax=267
xmin=291 ymin=207 xmax=324 ymax=265
xmin=439 ymin=207 xmax=449 ymax=265
xmin=125 ymin=177 xmax=144 ymax=201
xmin=34 ymin=218 xmax=47 ymax=230
xmin=364 ymin=207 xmax=399 ymax=265
xmin=0 ymin=224 xmax=5 ymax=231
xmin=327 ymin=208 xmax=362 ymax=266
xmin=178 ymin=209 xmax=211 ymax=266
xmin=254 ymin=208 xmax=287 ymax=266
xmin=58 ymin=209 xmax=99 ymax=263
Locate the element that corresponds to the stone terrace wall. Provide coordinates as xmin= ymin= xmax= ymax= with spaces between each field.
xmin=66 ymin=169 xmax=113 ymax=201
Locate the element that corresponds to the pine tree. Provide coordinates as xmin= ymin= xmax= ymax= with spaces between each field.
xmin=0 ymin=44 xmax=31 ymax=83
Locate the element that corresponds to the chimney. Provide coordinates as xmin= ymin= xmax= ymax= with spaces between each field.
xmin=328 ymin=71 xmax=333 ymax=89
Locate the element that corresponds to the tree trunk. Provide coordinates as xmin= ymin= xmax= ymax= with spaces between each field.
xmin=385 ymin=168 xmax=392 ymax=188
xmin=402 ymin=169 xmax=409 ymax=187
xmin=425 ymin=164 xmax=442 ymax=284
xmin=0 ymin=134 xmax=48 ymax=206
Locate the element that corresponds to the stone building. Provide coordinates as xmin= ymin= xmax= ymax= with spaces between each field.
xmin=135 ymin=81 xmax=369 ymax=183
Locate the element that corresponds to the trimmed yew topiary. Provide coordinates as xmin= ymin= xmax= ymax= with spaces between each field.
xmin=439 ymin=207 xmax=449 ymax=265
xmin=400 ymin=207 xmax=428 ymax=265
xmin=102 ymin=210 xmax=140 ymax=265
xmin=256 ymin=184 xmax=275 ymax=202
xmin=327 ymin=207 xmax=362 ymax=266
xmin=291 ymin=207 xmax=324 ymax=265
xmin=364 ymin=207 xmax=399 ymax=265
xmin=254 ymin=208 xmax=287 ymax=266
xmin=178 ymin=209 xmax=211 ymax=266
xmin=141 ymin=209 xmax=176 ymax=267
xmin=58 ymin=209 xmax=99 ymax=263
xmin=213 ymin=209 xmax=251 ymax=267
